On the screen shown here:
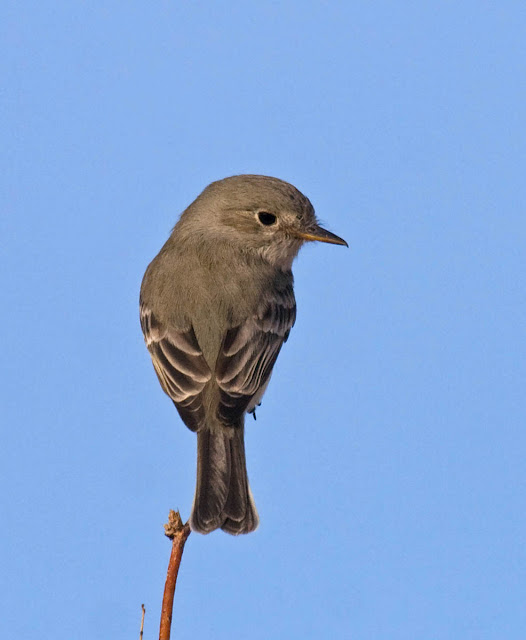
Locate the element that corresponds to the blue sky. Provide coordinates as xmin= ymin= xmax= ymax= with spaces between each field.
xmin=2 ymin=2 xmax=526 ymax=638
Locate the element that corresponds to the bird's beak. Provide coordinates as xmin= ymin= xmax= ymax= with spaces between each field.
xmin=295 ymin=225 xmax=348 ymax=247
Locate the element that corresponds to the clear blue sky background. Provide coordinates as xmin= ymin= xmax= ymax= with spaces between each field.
xmin=3 ymin=2 xmax=525 ymax=638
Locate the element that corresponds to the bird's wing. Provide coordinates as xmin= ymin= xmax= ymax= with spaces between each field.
xmin=140 ymin=298 xmax=212 ymax=431
xmin=215 ymin=282 xmax=296 ymax=423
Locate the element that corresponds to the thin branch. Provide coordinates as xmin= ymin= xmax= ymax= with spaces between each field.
xmin=159 ymin=510 xmax=191 ymax=640
xmin=139 ymin=604 xmax=145 ymax=640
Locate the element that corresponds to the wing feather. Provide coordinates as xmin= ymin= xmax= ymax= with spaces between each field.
xmin=215 ymin=282 xmax=296 ymax=423
xmin=140 ymin=297 xmax=212 ymax=431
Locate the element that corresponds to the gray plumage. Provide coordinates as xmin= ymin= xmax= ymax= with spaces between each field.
xmin=140 ymin=175 xmax=346 ymax=535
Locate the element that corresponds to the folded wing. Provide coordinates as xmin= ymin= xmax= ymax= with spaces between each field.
xmin=140 ymin=298 xmax=212 ymax=431
xmin=215 ymin=282 xmax=296 ymax=423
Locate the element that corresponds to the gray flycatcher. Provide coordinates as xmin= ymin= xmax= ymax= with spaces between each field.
xmin=140 ymin=175 xmax=347 ymax=535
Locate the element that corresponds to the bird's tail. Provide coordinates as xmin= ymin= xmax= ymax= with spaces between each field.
xmin=190 ymin=424 xmax=259 ymax=535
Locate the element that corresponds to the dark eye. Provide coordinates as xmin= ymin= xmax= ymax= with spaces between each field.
xmin=257 ymin=211 xmax=277 ymax=226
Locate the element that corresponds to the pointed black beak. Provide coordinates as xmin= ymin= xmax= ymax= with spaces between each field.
xmin=295 ymin=225 xmax=348 ymax=247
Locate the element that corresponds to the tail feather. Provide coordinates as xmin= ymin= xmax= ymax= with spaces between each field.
xmin=190 ymin=425 xmax=259 ymax=535
xmin=191 ymin=429 xmax=230 ymax=532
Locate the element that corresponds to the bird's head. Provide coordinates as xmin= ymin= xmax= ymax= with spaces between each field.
xmin=177 ymin=174 xmax=347 ymax=270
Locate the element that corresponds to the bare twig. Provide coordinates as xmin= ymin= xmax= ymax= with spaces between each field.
xmin=159 ymin=510 xmax=191 ymax=640
xmin=139 ymin=604 xmax=145 ymax=640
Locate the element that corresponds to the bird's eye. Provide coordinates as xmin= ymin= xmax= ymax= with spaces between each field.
xmin=257 ymin=211 xmax=277 ymax=226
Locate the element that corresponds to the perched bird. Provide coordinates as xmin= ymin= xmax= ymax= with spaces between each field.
xmin=140 ymin=175 xmax=347 ymax=535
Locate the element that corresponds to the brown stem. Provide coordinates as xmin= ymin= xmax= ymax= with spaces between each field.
xmin=140 ymin=604 xmax=145 ymax=640
xmin=159 ymin=510 xmax=191 ymax=640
